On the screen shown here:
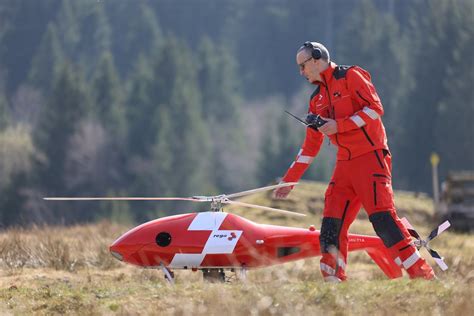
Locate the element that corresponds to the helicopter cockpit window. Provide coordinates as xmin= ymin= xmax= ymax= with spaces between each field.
xmin=156 ymin=232 xmax=172 ymax=247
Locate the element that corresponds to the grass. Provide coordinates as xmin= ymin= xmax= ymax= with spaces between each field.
xmin=0 ymin=181 xmax=473 ymax=315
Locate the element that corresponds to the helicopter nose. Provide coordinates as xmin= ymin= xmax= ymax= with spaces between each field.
xmin=109 ymin=223 xmax=152 ymax=265
xmin=109 ymin=235 xmax=144 ymax=264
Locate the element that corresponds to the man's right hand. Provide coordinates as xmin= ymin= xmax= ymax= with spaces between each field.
xmin=273 ymin=185 xmax=293 ymax=199
xmin=305 ymin=114 xmax=327 ymax=130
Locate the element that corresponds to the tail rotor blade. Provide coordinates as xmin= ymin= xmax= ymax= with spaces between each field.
xmin=225 ymin=182 xmax=298 ymax=199
xmin=400 ymin=217 xmax=421 ymax=239
xmin=223 ymin=199 xmax=306 ymax=217
xmin=428 ymin=248 xmax=448 ymax=271
xmin=426 ymin=220 xmax=451 ymax=242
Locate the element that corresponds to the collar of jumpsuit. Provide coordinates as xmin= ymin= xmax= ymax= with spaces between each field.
xmin=315 ymin=61 xmax=337 ymax=86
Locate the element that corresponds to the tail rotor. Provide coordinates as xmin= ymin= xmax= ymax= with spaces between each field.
xmin=401 ymin=218 xmax=451 ymax=271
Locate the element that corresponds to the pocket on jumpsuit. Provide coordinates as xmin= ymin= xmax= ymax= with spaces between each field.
xmin=324 ymin=182 xmax=335 ymax=212
xmin=372 ymin=175 xmax=394 ymax=210
xmin=324 ymin=181 xmax=336 ymax=202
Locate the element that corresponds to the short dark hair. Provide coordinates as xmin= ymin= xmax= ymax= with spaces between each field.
xmin=297 ymin=42 xmax=330 ymax=62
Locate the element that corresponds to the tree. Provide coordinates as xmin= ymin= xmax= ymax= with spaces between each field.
xmin=28 ymin=22 xmax=63 ymax=93
xmin=105 ymin=0 xmax=163 ymax=77
xmin=126 ymin=55 xmax=155 ymax=157
xmin=432 ymin=0 xmax=474 ymax=181
xmin=34 ymin=63 xmax=91 ymax=196
xmin=0 ymin=125 xmax=38 ymax=226
xmin=125 ymin=36 xmax=213 ymax=220
xmin=0 ymin=0 xmax=60 ymax=93
xmin=398 ymin=0 xmax=474 ymax=191
xmin=149 ymin=37 xmax=213 ymax=197
xmin=75 ymin=1 xmax=111 ymax=74
xmin=91 ymin=52 xmax=126 ymax=139
xmin=196 ymin=37 xmax=248 ymax=191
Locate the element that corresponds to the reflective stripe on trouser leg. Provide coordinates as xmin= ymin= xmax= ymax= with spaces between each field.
xmin=369 ymin=211 xmax=434 ymax=278
xmin=319 ymin=215 xmax=348 ymax=281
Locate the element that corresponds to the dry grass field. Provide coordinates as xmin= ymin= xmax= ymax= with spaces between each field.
xmin=1 ymin=181 xmax=473 ymax=315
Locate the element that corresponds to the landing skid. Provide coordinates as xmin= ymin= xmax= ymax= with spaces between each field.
xmin=161 ymin=264 xmax=175 ymax=285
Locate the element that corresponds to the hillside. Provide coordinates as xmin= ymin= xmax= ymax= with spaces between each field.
xmin=0 ymin=181 xmax=473 ymax=315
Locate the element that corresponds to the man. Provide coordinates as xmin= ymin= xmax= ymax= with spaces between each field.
xmin=273 ymin=41 xmax=435 ymax=282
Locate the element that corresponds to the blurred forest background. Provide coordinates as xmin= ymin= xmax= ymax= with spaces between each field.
xmin=0 ymin=0 xmax=472 ymax=226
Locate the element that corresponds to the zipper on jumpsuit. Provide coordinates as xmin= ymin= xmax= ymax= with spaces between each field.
xmin=322 ymin=75 xmax=352 ymax=160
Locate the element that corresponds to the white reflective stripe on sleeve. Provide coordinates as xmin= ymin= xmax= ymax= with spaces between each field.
xmin=324 ymin=276 xmax=342 ymax=283
xmin=297 ymin=149 xmax=303 ymax=156
xmin=296 ymin=155 xmax=314 ymax=164
xmin=362 ymin=106 xmax=380 ymax=120
xmin=350 ymin=115 xmax=366 ymax=127
xmin=289 ymin=162 xmax=295 ymax=169
xmin=320 ymin=262 xmax=335 ymax=275
xmin=394 ymin=257 xmax=402 ymax=266
xmin=402 ymin=249 xmax=422 ymax=269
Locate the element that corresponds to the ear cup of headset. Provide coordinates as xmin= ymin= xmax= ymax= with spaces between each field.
xmin=311 ymin=47 xmax=322 ymax=60
xmin=303 ymin=41 xmax=322 ymax=60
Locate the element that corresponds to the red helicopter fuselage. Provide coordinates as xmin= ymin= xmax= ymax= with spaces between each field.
xmin=110 ymin=211 xmax=401 ymax=278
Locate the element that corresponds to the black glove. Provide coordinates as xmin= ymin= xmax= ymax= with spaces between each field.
xmin=305 ymin=114 xmax=327 ymax=130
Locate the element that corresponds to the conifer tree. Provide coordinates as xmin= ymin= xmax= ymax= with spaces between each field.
xmin=34 ymin=63 xmax=91 ymax=195
xmin=55 ymin=0 xmax=80 ymax=59
xmin=105 ymin=0 xmax=163 ymax=76
xmin=126 ymin=55 xmax=155 ymax=157
xmin=432 ymin=0 xmax=474 ymax=181
xmin=92 ymin=52 xmax=126 ymax=139
xmin=197 ymin=37 xmax=249 ymax=191
xmin=28 ymin=22 xmax=64 ymax=93
xmin=150 ymin=37 xmax=213 ymax=196
xmin=76 ymin=1 xmax=110 ymax=73
xmin=398 ymin=0 xmax=473 ymax=191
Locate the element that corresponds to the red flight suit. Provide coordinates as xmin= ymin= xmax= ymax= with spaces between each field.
xmin=282 ymin=62 xmax=434 ymax=281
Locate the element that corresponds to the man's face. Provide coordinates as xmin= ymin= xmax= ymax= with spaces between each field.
xmin=296 ymin=51 xmax=322 ymax=83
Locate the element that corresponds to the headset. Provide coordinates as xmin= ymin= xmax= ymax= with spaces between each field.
xmin=303 ymin=41 xmax=322 ymax=60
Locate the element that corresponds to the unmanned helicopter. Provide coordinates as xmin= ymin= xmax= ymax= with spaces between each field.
xmin=45 ymin=182 xmax=450 ymax=283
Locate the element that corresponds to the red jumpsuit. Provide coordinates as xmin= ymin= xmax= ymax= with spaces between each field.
xmin=282 ymin=62 xmax=434 ymax=281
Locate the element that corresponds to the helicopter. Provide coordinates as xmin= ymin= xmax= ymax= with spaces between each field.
xmin=44 ymin=182 xmax=450 ymax=283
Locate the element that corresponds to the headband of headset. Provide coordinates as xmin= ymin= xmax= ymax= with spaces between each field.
xmin=303 ymin=41 xmax=322 ymax=60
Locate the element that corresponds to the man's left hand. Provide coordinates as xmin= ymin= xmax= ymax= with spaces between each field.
xmin=318 ymin=117 xmax=338 ymax=135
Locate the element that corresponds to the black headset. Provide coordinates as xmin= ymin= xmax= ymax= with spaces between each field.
xmin=303 ymin=41 xmax=322 ymax=60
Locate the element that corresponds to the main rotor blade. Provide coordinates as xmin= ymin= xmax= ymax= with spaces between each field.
xmin=223 ymin=199 xmax=306 ymax=217
xmin=225 ymin=182 xmax=298 ymax=199
xmin=426 ymin=220 xmax=451 ymax=242
xmin=44 ymin=197 xmax=204 ymax=202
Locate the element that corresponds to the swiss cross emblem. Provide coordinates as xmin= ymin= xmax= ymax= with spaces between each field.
xmin=228 ymin=232 xmax=237 ymax=241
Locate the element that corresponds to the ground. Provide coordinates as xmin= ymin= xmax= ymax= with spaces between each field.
xmin=1 ymin=181 xmax=473 ymax=315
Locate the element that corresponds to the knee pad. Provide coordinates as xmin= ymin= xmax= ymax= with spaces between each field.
xmin=319 ymin=217 xmax=342 ymax=253
xmin=369 ymin=211 xmax=404 ymax=248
